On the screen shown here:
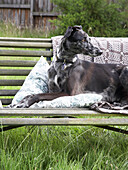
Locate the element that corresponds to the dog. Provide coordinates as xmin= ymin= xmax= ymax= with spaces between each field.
xmin=11 ymin=25 xmax=128 ymax=108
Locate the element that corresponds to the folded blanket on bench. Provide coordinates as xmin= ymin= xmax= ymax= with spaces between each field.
xmin=52 ymin=36 xmax=128 ymax=64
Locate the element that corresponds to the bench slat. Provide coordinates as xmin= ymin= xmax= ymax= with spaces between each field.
xmin=0 ymin=108 xmax=127 ymax=117
xmin=0 ymin=50 xmax=52 ymax=57
xmin=1 ymin=99 xmax=12 ymax=105
xmin=0 ymin=117 xmax=127 ymax=126
xmin=0 ymin=69 xmax=31 ymax=76
xmin=0 ymin=41 xmax=52 ymax=48
xmin=0 ymin=60 xmax=37 ymax=67
xmin=0 ymin=37 xmax=52 ymax=42
xmin=0 ymin=80 xmax=24 ymax=86
xmin=0 ymin=90 xmax=18 ymax=96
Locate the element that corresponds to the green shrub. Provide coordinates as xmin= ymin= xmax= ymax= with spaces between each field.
xmin=51 ymin=0 xmax=128 ymax=37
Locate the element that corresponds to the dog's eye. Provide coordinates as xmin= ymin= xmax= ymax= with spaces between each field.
xmin=82 ymin=37 xmax=87 ymax=42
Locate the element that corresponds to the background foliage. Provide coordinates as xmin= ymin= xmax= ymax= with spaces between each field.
xmin=51 ymin=0 xmax=128 ymax=37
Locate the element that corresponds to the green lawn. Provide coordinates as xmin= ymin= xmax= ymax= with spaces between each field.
xmin=0 ymin=126 xmax=128 ymax=170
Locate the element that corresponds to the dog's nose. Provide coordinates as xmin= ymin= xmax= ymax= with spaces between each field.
xmin=99 ymin=50 xmax=103 ymax=55
xmin=97 ymin=49 xmax=103 ymax=56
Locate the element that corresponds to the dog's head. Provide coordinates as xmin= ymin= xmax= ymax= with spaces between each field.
xmin=61 ymin=25 xmax=102 ymax=57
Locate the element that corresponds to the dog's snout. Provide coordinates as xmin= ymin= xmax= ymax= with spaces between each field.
xmin=95 ymin=48 xmax=103 ymax=56
xmin=98 ymin=50 xmax=103 ymax=55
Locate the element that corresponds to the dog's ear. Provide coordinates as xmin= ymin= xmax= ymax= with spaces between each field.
xmin=73 ymin=25 xmax=82 ymax=31
xmin=64 ymin=25 xmax=83 ymax=39
xmin=63 ymin=26 xmax=73 ymax=38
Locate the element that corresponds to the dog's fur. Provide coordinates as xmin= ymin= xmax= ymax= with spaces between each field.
xmin=12 ymin=26 xmax=128 ymax=108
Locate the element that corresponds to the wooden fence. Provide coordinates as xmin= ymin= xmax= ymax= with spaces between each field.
xmin=0 ymin=0 xmax=58 ymax=31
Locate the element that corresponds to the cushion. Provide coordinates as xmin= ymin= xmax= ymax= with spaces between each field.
xmin=0 ymin=100 xmax=3 ymax=108
xmin=11 ymin=56 xmax=50 ymax=105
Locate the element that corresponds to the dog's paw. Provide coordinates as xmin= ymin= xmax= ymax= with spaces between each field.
xmin=10 ymin=94 xmax=39 ymax=108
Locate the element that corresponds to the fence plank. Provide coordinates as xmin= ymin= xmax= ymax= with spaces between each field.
xmin=0 ymin=4 xmax=30 ymax=8
xmin=30 ymin=0 xmax=34 ymax=27
xmin=33 ymin=12 xmax=58 ymax=17
xmin=39 ymin=0 xmax=43 ymax=11
xmin=48 ymin=0 xmax=51 ymax=12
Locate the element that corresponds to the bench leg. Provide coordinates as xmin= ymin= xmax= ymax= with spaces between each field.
xmin=95 ymin=125 xmax=128 ymax=135
xmin=0 ymin=125 xmax=24 ymax=132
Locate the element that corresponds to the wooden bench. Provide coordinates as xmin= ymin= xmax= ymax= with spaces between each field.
xmin=0 ymin=37 xmax=128 ymax=134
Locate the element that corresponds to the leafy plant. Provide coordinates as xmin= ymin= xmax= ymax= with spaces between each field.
xmin=51 ymin=0 xmax=128 ymax=37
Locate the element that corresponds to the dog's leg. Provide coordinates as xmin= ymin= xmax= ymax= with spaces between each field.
xmin=119 ymin=66 xmax=128 ymax=105
xmin=66 ymin=71 xmax=86 ymax=96
xmin=11 ymin=92 xmax=69 ymax=108
xmin=119 ymin=66 xmax=128 ymax=92
xmin=102 ymin=84 xmax=117 ymax=103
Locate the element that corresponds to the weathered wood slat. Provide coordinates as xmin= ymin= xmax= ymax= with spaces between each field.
xmin=0 ymin=108 xmax=102 ymax=116
xmin=0 ymin=37 xmax=52 ymax=42
xmin=0 ymin=90 xmax=18 ymax=96
xmin=33 ymin=12 xmax=58 ymax=17
xmin=0 ymin=41 xmax=52 ymax=48
xmin=0 ymin=80 xmax=24 ymax=86
xmin=1 ymin=99 xmax=12 ymax=105
xmin=0 ymin=1 xmax=57 ymax=29
xmin=0 ymin=118 xmax=127 ymax=126
xmin=0 ymin=4 xmax=30 ymax=9
xmin=0 ymin=69 xmax=31 ymax=76
xmin=0 ymin=108 xmax=127 ymax=117
xmin=0 ymin=60 xmax=36 ymax=67
xmin=30 ymin=0 xmax=34 ymax=27
xmin=0 ymin=50 xmax=52 ymax=57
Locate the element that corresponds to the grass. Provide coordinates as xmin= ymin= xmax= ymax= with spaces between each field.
xmin=0 ymin=126 xmax=128 ymax=170
xmin=0 ymin=21 xmax=128 ymax=169
xmin=0 ymin=21 xmax=50 ymax=38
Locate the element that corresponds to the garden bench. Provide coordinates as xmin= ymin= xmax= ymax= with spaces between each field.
xmin=0 ymin=37 xmax=128 ymax=134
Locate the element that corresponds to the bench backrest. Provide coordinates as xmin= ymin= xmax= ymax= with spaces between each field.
xmin=0 ymin=37 xmax=53 ymax=105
